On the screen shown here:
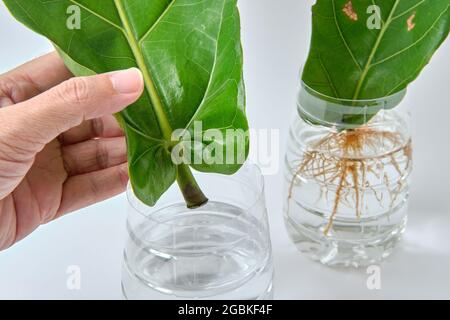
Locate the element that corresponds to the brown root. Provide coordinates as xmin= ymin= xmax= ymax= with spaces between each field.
xmin=288 ymin=126 xmax=412 ymax=235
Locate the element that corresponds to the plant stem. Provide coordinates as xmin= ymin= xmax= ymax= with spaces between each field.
xmin=176 ymin=164 xmax=209 ymax=209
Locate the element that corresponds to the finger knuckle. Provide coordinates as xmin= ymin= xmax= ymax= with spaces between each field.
xmin=0 ymin=209 xmax=18 ymax=250
xmin=59 ymin=78 xmax=91 ymax=104
xmin=88 ymin=175 xmax=102 ymax=198
xmin=0 ymin=77 xmax=15 ymax=103
xmin=95 ymin=140 xmax=110 ymax=170
xmin=118 ymin=165 xmax=129 ymax=189
xmin=0 ymin=74 xmax=42 ymax=106
xmin=91 ymin=117 xmax=104 ymax=137
xmin=0 ymin=77 xmax=12 ymax=96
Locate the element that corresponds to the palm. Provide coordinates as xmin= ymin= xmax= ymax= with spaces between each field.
xmin=0 ymin=119 xmax=128 ymax=246
xmin=10 ymin=140 xmax=66 ymax=229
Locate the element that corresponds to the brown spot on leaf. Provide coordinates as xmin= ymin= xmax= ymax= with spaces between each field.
xmin=343 ymin=1 xmax=358 ymax=21
xmin=407 ymin=12 xmax=416 ymax=31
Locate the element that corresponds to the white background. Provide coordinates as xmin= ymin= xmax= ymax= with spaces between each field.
xmin=0 ymin=0 xmax=449 ymax=299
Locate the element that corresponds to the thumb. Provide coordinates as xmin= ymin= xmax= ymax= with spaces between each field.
xmin=1 ymin=68 xmax=143 ymax=151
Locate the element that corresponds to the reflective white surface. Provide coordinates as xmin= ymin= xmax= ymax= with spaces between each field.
xmin=0 ymin=0 xmax=449 ymax=299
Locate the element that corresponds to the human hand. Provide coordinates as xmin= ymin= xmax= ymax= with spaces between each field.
xmin=0 ymin=52 xmax=144 ymax=250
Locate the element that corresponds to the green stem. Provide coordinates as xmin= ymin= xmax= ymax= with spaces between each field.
xmin=114 ymin=0 xmax=207 ymax=208
xmin=176 ymin=164 xmax=209 ymax=209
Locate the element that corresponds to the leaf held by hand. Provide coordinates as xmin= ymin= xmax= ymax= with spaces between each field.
xmin=3 ymin=0 xmax=248 ymax=207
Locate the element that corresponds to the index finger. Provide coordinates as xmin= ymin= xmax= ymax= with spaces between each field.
xmin=2 ymin=51 xmax=73 ymax=93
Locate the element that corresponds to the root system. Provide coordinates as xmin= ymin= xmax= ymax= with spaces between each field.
xmin=288 ymin=126 xmax=412 ymax=235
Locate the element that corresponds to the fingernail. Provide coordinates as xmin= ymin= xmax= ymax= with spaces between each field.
xmin=109 ymin=68 xmax=143 ymax=94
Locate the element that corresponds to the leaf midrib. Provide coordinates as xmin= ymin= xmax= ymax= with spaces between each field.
xmin=68 ymin=0 xmax=230 ymax=139
xmin=113 ymin=0 xmax=173 ymax=141
xmin=352 ymin=0 xmax=401 ymax=100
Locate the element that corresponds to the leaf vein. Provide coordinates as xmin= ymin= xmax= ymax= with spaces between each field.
xmin=68 ymin=0 xmax=125 ymax=32
xmin=113 ymin=0 xmax=173 ymax=141
xmin=185 ymin=0 xmax=228 ymax=131
xmin=318 ymin=54 xmax=339 ymax=97
xmin=392 ymin=0 xmax=427 ymax=20
xmin=372 ymin=5 xmax=450 ymax=67
xmin=138 ymin=0 xmax=175 ymax=45
xmin=352 ymin=0 xmax=402 ymax=100
xmin=331 ymin=0 xmax=362 ymax=71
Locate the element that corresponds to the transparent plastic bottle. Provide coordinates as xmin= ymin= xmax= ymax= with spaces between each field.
xmin=122 ymin=163 xmax=274 ymax=299
xmin=284 ymin=82 xmax=412 ymax=267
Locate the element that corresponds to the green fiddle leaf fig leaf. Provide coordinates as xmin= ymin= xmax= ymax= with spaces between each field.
xmin=3 ymin=0 xmax=248 ymax=207
xmin=302 ymin=0 xmax=449 ymax=124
